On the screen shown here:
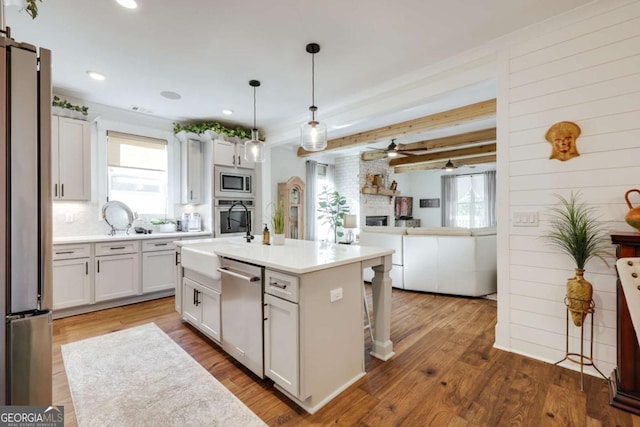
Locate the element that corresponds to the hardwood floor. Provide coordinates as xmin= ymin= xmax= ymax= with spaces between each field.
xmin=53 ymin=288 xmax=640 ymax=427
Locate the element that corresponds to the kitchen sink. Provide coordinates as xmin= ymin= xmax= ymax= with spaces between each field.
xmin=181 ymin=245 xmax=221 ymax=279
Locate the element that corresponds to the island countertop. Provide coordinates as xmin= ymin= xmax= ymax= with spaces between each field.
xmin=175 ymin=237 xmax=393 ymax=275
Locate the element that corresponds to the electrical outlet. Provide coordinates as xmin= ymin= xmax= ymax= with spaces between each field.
xmin=64 ymin=213 xmax=74 ymax=223
xmin=330 ymin=288 xmax=343 ymax=303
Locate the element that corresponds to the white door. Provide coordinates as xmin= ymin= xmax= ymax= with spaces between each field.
xmin=264 ymin=293 xmax=299 ymax=397
xmin=186 ymin=139 xmax=202 ymax=204
xmin=95 ymin=254 xmax=139 ymax=301
xmin=51 ymin=116 xmax=60 ymax=199
xmin=236 ymin=143 xmax=255 ymax=170
xmin=213 ymin=139 xmax=236 ymax=167
xmin=57 ymin=117 xmax=90 ymax=200
xmin=182 ymin=278 xmax=201 ymax=325
xmin=52 ymin=258 xmax=91 ymax=309
xmin=142 ymin=250 xmax=176 ymax=293
xmin=200 ymin=287 xmax=221 ymax=342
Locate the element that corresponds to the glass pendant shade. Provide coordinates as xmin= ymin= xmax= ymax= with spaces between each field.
xmin=244 ymin=129 xmax=264 ymax=163
xmin=244 ymin=80 xmax=264 ymax=163
xmin=300 ymin=43 xmax=327 ymax=152
xmin=301 ymin=119 xmax=327 ymax=152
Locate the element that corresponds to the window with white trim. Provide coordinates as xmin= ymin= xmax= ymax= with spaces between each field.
xmin=107 ymin=131 xmax=168 ymax=216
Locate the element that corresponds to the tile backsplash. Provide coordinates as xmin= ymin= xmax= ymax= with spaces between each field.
xmin=52 ymin=202 xmax=109 ymax=237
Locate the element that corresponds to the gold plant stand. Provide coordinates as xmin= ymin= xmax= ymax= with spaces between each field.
xmin=554 ymin=297 xmax=607 ymax=391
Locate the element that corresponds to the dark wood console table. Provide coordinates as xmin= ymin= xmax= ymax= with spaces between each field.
xmin=610 ymin=232 xmax=640 ymax=415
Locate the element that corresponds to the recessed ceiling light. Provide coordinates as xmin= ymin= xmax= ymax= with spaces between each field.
xmin=222 ymin=109 xmax=233 ymax=115
xmin=87 ymin=71 xmax=105 ymax=81
xmin=116 ymin=0 xmax=137 ymax=9
xmin=160 ymin=91 xmax=181 ymax=100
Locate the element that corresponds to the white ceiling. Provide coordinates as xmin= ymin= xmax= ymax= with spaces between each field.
xmin=4 ymin=0 xmax=592 ymax=149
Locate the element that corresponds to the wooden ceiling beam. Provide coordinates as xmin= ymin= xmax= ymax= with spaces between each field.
xmin=394 ymin=154 xmax=497 ymax=173
xmin=388 ymin=143 xmax=496 ymax=167
xmin=396 ymin=127 xmax=496 ymax=152
xmin=296 ymin=98 xmax=496 ymax=157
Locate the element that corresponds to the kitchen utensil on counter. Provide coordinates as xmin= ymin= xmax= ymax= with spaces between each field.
xmin=188 ymin=213 xmax=201 ymax=232
xmin=181 ymin=213 xmax=191 ymax=232
xmin=102 ymin=201 xmax=135 ymax=235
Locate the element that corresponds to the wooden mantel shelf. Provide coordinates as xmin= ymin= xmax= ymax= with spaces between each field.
xmin=361 ymin=187 xmax=400 ymax=197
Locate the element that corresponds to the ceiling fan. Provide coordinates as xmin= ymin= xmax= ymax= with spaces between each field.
xmin=361 ymin=139 xmax=418 ymax=161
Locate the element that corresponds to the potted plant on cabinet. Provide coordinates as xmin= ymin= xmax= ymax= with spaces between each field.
xmin=271 ymin=201 xmax=286 ymax=245
xmin=543 ymin=192 xmax=610 ymax=326
xmin=317 ymin=186 xmax=350 ymax=243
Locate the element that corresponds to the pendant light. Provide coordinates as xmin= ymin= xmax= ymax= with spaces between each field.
xmin=444 ymin=160 xmax=455 ymax=171
xmin=300 ymin=43 xmax=327 ymax=152
xmin=244 ymin=80 xmax=264 ymax=163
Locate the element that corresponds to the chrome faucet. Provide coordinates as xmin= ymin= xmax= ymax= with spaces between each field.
xmin=227 ymin=201 xmax=254 ymax=243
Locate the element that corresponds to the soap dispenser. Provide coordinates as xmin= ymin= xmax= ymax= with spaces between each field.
xmin=262 ymin=223 xmax=270 ymax=245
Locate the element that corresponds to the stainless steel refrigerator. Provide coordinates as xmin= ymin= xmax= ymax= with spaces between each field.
xmin=0 ymin=23 xmax=53 ymax=405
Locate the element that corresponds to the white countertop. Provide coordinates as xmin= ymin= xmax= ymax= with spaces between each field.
xmin=53 ymin=231 xmax=212 ymax=245
xmin=176 ymin=237 xmax=393 ymax=275
xmin=617 ymin=258 xmax=640 ymax=344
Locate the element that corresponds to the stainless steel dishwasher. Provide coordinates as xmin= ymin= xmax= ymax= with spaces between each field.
xmin=217 ymin=257 xmax=264 ymax=378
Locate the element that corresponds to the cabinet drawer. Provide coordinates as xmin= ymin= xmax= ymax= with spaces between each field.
xmin=53 ymin=243 xmax=91 ymax=260
xmin=95 ymin=240 xmax=140 ymax=256
xmin=265 ymin=269 xmax=299 ymax=303
xmin=142 ymin=238 xmax=176 ymax=252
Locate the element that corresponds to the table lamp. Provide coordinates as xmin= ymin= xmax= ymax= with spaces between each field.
xmin=343 ymin=214 xmax=357 ymax=244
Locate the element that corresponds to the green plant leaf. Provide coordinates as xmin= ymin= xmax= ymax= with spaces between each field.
xmin=542 ymin=192 xmax=610 ymax=270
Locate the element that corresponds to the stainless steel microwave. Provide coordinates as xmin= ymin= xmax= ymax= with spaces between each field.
xmin=214 ymin=166 xmax=255 ymax=198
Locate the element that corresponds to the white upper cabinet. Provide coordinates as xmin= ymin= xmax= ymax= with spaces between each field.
xmin=181 ymin=138 xmax=203 ymax=204
xmin=214 ymin=139 xmax=255 ymax=170
xmin=52 ymin=116 xmax=91 ymax=201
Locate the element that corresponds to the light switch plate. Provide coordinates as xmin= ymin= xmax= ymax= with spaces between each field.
xmin=513 ymin=211 xmax=538 ymax=227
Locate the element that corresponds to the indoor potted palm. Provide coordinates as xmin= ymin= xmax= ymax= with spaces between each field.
xmin=271 ymin=201 xmax=286 ymax=245
xmin=543 ymin=193 xmax=610 ymax=326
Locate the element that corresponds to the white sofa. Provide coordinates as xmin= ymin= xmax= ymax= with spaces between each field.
xmin=361 ymin=226 xmax=497 ymax=297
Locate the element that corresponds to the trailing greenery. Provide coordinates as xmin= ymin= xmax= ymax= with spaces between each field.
xmin=270 ymin=201 xmax=286 ymax=234
xmin=173 ymin=121 xmax=257 ymax=140
xmin=317 ymin=187 xmax=350 ymax=243
xmin=52 ymin=96 xmax=88 ymax=116
xmin=26 ymin=0 xmax=42 ymax=19
xmin=543 ymin=192 xmax=610 ymax=270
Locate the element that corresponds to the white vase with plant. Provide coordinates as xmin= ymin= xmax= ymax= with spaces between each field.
xmin=271 ymin=201 xmax=286 ymax=245
xmin=543 ymin=192 xmax=610 ymax=326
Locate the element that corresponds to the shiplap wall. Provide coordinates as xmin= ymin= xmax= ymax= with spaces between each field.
xmin=502 ymin=0 xmax=640 ymax=375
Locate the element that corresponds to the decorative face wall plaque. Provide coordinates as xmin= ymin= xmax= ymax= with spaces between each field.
xmin=545 ymin=121 xmax=581 ymax=162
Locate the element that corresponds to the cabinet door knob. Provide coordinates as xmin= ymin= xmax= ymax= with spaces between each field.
xmin=85 ymin=261 xmax=88 ymax=275
xmin=61 ymin=183 xmax=64 ymax=198
xmin=54 ymin=183 xmax=58 ymax=198
xmin=97 ymin=260 xmax=100 ymax=273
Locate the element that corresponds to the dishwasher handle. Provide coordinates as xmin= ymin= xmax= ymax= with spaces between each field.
xmin=217 ymin=267 xmax=261 ymax=283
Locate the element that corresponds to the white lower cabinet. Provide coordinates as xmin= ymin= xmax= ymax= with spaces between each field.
xmin=52 ymin=258 xmax=91 ymax=309
xmin=182 ymin=276 xmax=221 ymax=342
xmin=142 ymin=239 xmax=177 ymax=293
xmin=95 ymin=253 xmax=140 ymax=302
xmin=264 ymin=293 xmax=299 ymax=397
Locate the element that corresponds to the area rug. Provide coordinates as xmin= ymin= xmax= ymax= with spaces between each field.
xmin=61 ymin=323 xmax=266 ymax=427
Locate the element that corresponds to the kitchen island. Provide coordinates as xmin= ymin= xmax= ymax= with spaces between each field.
xmin=174 ymin=237 xmax=394 ymax=414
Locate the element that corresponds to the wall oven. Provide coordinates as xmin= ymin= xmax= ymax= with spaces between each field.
xmin=214 ymin=166 xmax=255 ymax=199
xmin=214 ymin=199 xmax=255 ymax=237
